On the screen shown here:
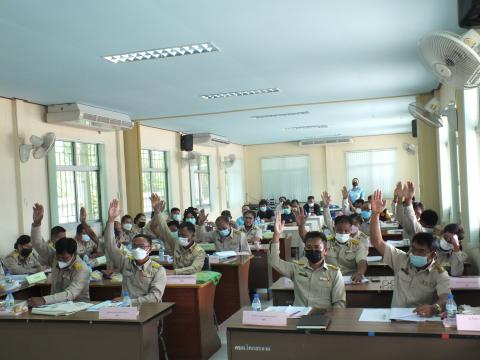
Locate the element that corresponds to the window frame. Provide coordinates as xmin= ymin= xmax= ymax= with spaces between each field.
xmin=141 ymin=149 xmax=169 ymax=213
xmin=189 ymin=155 xmax=211 ymax=209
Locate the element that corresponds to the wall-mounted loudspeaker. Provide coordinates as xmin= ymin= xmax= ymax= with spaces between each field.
xmin=180 ymin=134 xmax=193 ymax=151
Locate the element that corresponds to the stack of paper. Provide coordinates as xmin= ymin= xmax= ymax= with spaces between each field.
xmin=32 ymin=302 xmax=93 ymax=316
xmin=367 ymin=256 xmax=383 ymax=262
xmin=213 ymin=251 xmax=237 ymax=258
xmin=0 ymin=280 xmax=21 ymax=292
xmin=343 ymin=275 xmax=370 ymax=285
xmin=359 ymin=308 xmax=442 ymax=323
xmin=264 ymin=306 xmax=312 ymax=318
xmin=386 ymin=240 xmax=409 ymax=247
xmin=87 ymin=301 xmax=122 ymax=312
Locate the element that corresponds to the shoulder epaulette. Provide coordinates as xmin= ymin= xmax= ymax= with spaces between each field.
xmin=327 ymin=236 xmax=335 ymax=241
xmin=326 ymin=263 xmax=338 ymax=270
xmin=434 ymin=264 xmax=445 ymax=273
xmin=73 ymin=262 xmax=84 ymax=271
xmin=127 ymin=254 xmax=133 ymax=261
xmin=12 ymin=252 xmax=19 ymax=258
xmin=350 ymin=239 xmax=360 ymax=246
xmin=151 ymin=262 xmax=162 ymax=269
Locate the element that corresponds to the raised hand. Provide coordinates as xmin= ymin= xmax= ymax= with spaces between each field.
xmin=371 ymin=190 xmax=386 ymax=215
xmin=198 ymin=209 xmax=209 ymax=225
xmin=150 ymin=193 xmax=165 ymax=213
xmin=321 ymin=191 xmax=331 ymax=207
xmin=274 ymin=210 xmax=285 ymax=235
xmin=341 ymin=186 xmax=348 ymax=200
xmin=405 ymin=181 xmax=415 ymax=203
xmin=80 ymin=207 xmax=87 ymax=224
xmin=108 ymin=199 xmax=121 ymax=223
xmin=294 ymin=207 xmax=306 ymax=227
xmin=394 ymin=182 xmax=402 ymax=201
xmin=32 ymin=203 xmax=44 ymax=226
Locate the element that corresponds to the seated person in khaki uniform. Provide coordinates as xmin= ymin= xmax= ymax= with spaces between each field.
xmin=3 ymin=235 xmax=43 ymax=275
xmin=238 ymin=210 xmax=263 ymax=244
xmin=105 ymin=199 xmax=166 ymax=305
xmin=121 ymin=214 xmax=138 ymax=244
xmin=370 ymin=190 xmax=451 ymax=318
xmin=269 ymin=214 xmax=345 ymax=309
xmin=221 ymin=210 xmax=238 ymax=229
xmin=149 ymin=194 xmax=206 ymax=275
xmin=306 ymin=192 xmax=367 ymax=282
xmin=436 ymin=223 xmax=468 ymax=277
xmin=28 ymin=203 xmax=90 ymax=307
xmin=47 ymin=226 xmax=66 ymax=250
xmin=349 ymin=214 xmax=370 ymax=249
xmin=74 ymin=207 xmax=101 ymax=258
xmin=196 ymin=212 xmax=251 ymax=254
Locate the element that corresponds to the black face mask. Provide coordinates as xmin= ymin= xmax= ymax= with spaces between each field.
xmin=305 ymin=250 xmax=323 ymax=264
xmin=20 ymin=248 xmax=32 ymax=257
xmin=138 ymin=221 xmax=146 ymax=228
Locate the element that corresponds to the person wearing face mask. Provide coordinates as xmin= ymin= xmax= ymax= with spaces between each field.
xmin=74 ymin=207 xmax=100 ymax=258
xmin=316 ymin=191 xmax=367 ymax=282
xmin=238 ymin=210 xmax=263 ymax=244
xmin=269 ymin=214 xmax=345 ymax=308
xmin=303 ymin=196 xmax=321 ymax=216
xmin=275 ymin=196 xmax=288 ymax=212
xmin=120 ymin=214 xmax=137 ymax=244
xmin=169 ymin=207 xmax=182 ymax=222
xmin=349 ymin=214 xmax=370 ymax=249
xmin=3 ymin=235 xmax=44 ymax=274
xmin=196 ymin=213 xmax=251 ymax=254
xmin=105 ymin=199 xmax=166 ymax=305
xmin=359 ymin=203 xmax=372 ymax=235
xmin=401 ymin=181 xmax=439 ymax=239
xmin=236 ymin=205 xmax=251 ymax=227
xmin=183 ymin=209 xmax=199 ymax=226
xmin=27 ymin=203 xmax=90 ymax=308
xmin=369 ymin=190 xmax=450 ymax=318
xmin=281 ymin=201 xmax=296 ymax=225
xmin=149 ymin=194 xmax=206 ymax=275
xmin=348 ymin=178 xmax=365 ymax=203
xmin=221 ymin=210 xmax=238 ymax=229
xmin=256 ymin=199 xmax=275 ymax=222
xmin=435 ymin=223 xmax=468 ymax=277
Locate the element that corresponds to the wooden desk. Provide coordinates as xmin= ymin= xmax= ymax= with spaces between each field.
xmin=0 ymin=302 xmax=174 ymax=360
xmin=366 ymin=261 xmax=394 ymax=276
xmin=9 ymin=279 xmax=220 ymax=360
xmin=270 ymin=276 xmax=480 ymax=308
xmin=211 ymin=256 xmax=252 ymax=324
xmin=249 ymin=245 xmax=272 ymax=293
xmin=381 ymin=230 xmax=403 ymax=240
xmin=225 ymin=308 xmax=480 ymax=360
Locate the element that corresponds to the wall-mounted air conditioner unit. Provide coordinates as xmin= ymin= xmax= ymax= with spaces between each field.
xmin=46 ymin=103 xmax=133 ymax=131
xmin=298 ymin=137 xmax=353 ymax=147
xmin=192 ymin=133 xmax=230 ymax=146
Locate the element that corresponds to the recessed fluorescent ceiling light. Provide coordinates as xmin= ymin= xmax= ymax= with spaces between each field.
xmin=285 ymin=124 xmax=328 ymax=130
xmin=103 ymin=42 xmax=219 ymax=63
xmin=201 ymin=88 xmax=279 ymax=100
xmin=251 ymin=111 xmax=309 ymax=119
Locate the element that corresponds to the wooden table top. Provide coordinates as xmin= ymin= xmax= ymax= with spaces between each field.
xmin=224 ymin=307 xmax=480 ymax=337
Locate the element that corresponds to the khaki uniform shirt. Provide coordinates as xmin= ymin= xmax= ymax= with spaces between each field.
xmin=325 ymin=238 xmax=367 ymax=275
xmin=197 ymin=226 xmax=251 ymax=254
xmin=383 ymin=243 xmax=451 ymax=307
xmin=238 ymin=225 xmax=263 ymax=244
xmin=152 ymin=212 xmax=206 ymax=275
xmin=31 ymin=226 xmax=90 ymax=304
xmin=3 ymin=250 xmax=42 ymax=275
xmin=436 ymin=250 xmax=468 ymax=277
xmin=75 ymin=238 xmax=98 ymax=258
xmin=352 ymin=231 xmax=370 ymax=250
xmin=104 ymin=222 xmax=166 ymax=305
xmin=269 ymin=242 xmax=345 ymax=308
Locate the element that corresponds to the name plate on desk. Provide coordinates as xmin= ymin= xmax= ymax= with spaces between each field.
xmin=209 ymin=255 xmax=220 ymax=264
xmin=456 ymin=314 xmax=480 ymax=331
xmin=26 ymin=271 xmax=47 ymax=285
xmin=99 ymin=307 xmax=139 ymax=320
xmin=94 ymin=256 xmax=107 ymax=266
xmin=450 ymin=277 xmax=480 ymax=289
xmin=167 ymin=275 xmax=197 ymax=285
xmin=242 ymin=311 xmax=287 ymax=327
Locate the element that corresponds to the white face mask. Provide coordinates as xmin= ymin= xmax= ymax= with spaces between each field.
xmin=335 ymin=233 xmax=350 ymax=244
xmin=58 ymin=258 xmax=72 ymax=269
xmin=308 ymin=202 xmax=314 ymax=207
xmin=131 ymin=248 xmax=148 ymax=260
xmin=177 ymin=237 xmax=190 ymax=247
xmin=355 ymin=208 xmax=362 ymax=214
xmin=123 ymin=223 xmax=133 ymax=231
xmin=440 ymin=238 xmax=454 ymax=252
xmin=82 ymin=234 xmax=90 ymax=242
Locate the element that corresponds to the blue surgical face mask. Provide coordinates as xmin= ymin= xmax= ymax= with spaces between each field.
xmin=361 ymin=210 xmax=371 ymax=220
xmin=409 ymin=253 xmax=429 ymax=268
xmin=172 ymin=214 xmax=181 ymax=222
xmin=259 ymin=206 xmax=267 ymax=212
xmin=283 ymin=208 xmax=292 ymax=215
xmin=186 ymin=218 xmax=196 ymax=225
xmin=218 ymin=228 xmax=230 ymax=238
xmin=170 ymin=231 xmax=179 ymax=239
xmin=82 ymin=234 xmax=90 ymax=242
xmin=237 ymin=217 xmax=245 ymax=226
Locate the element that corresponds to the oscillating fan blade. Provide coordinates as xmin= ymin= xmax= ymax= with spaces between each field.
xmin=408 ymin=103 xmax=443 ymax=128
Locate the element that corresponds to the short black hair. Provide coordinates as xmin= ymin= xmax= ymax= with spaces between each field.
xmin=353 ymin=199 xmax=365 ymax=207
xmin=167 ymin=220 xmax=180 ymax=228
xmin=304 ymin=231 xmax=327 ymax=244
xmin=183 ymin=209 xmax=198 ymax=222
xmin=76 ymin=224 xmax=84 ymax=235
xmin=282 ymin=200 xmax=292 ymax=207
xmin=443 ymin=223 xmax=465 ymax=241
xmin=420 ymin=209 xmax=438 ymax=227
xmin=121 ymin=215 xmax=132 ymax=223
xmin=171 ymin=207 xmax=181 ymax=213
xmin=15 ymin=235 xmax=31 ymax=249
xmin=221 ymin=210 xmax=232 ymax=218
xmin=179 ymin=222 xmax=196 ymax=234
xmin=50 ymin=226 xmax=66 ymax=238
xmin=307 ymin=196 xmax=315 ymax=200
xmin=55 ymin=237 xmax=77 ymax=255
xmin=132 ymin=234 xmax=153 ymax=245
xmin=291 ymin=199 xmax=299 ymax=205
xmin=412 ymin=232 xmax=438 ymax=251
xmin=259 ymin=199 xmax=268 ymax=206
xmin=216 ymin=215 xmax=230 ymax=225
xmin=134 ymin=213 xmax=146 ymax=224
xmin=334 ymin=215 xmax=353 ymax=226
xmin=349 ymin=214 xmax=363 ymax=224
xmin=413 ymin=202 xmax=424 ymax=211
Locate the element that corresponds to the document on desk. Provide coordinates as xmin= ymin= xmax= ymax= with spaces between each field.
xmin=450 ymin=277 xmax=480 ymax=289
xmin=456 ymin=314 xmax=480 ymax=331
xmin=389 ymin=308 xmax=441 ymax=322
xmin=214 ymin=251 xmax=237 ymax=258
xmin=264 ymin=306 xmax=312 ymax=318
xmin=343 ymin=275 xmax=369 ymax=285
xmin=32 ymin=302 xmax=93 ymax=316
xmin=87 ymin=301 xmax=122 ymax=312
xmin=359 ymin=308 xmax=391 ymax=322
xmin=242 ymin=310 xmax=287 ymax=326
xmin=386 ymin=240 xmax=409 ymax=247
xmin=367 ymin=256 xmax=383 ymax=262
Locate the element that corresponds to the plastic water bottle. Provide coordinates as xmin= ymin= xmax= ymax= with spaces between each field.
xmin=446 ymin=294 xmax=457 ymax=319
xmin=251 ymin=293 xmax=262 ymax=311
xmin=5 ymin=291 xmax=14 ymax=311
xmin=122 ymin=291 xmax=132 ymax=307
xmin=5 ymin=271 xmax=12 ymax=284
xmin=159 ymin=245 xmax=165 ymax=262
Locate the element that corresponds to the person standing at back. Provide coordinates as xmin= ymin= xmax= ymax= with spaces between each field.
xmin=348 ymin=178 xmax=365 ymax=203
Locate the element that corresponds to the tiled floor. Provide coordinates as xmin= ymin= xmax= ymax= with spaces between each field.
xmin=209 ymin=294 xmax=273 ymax=360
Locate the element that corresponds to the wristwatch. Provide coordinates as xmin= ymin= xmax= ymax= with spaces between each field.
xmin=432 ymin=303 xmax=442 ymax=315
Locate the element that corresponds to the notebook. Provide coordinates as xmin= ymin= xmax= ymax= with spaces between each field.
xmin=296 ymin=314 xmax=330 ymax=330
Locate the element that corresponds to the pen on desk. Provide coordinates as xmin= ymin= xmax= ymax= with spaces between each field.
xmin=289 ymin=310 xmax=301 ymax=317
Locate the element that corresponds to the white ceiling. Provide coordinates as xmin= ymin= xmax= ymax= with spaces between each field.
xmin=0 ymin=0 xmax=462 ymax=144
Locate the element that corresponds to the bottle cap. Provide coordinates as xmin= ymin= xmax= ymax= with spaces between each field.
xmin=123 ymin=291 xmax=129 ymax=297
xmin=448 ymin=293 xmax=453 ymax=300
